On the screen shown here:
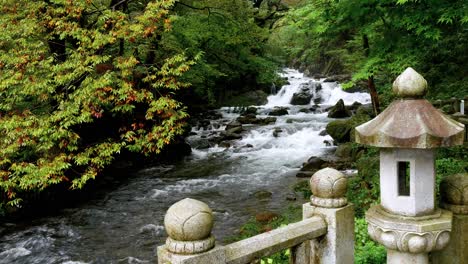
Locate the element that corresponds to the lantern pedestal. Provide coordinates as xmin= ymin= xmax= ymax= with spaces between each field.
xmin=366 ymin=205 xmax=452 ymax=264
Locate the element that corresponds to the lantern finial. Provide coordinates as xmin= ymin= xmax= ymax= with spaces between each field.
xmin=392 ymin=67 xmax=427 ymax=98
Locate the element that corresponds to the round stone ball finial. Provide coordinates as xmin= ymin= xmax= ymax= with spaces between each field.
xmin=392 ymin=67 xmax=428 ymax=98
xmin=164 ymin=198 xmax=215 ymax=254
xmin=309 ymin=168 xmax=348 ymax=208
xmin=164 ymin=198 xmax=213 ymax=241
xmin=440 ymin=173 xmax=468 ymax=214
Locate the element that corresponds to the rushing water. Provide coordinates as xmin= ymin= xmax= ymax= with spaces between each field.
xmin=0 ymin=69 xmax=370 ymax=264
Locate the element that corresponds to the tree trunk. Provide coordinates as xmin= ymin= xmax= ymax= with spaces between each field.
xmin=363 ymin=35 xmax=380 ymax=115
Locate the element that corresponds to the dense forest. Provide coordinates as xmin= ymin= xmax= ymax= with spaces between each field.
xmin=1 ymin=0 xmax=467 ymax=232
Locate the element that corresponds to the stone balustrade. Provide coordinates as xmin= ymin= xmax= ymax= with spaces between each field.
xmin=157 ymin=168 xmax=354 ymax=264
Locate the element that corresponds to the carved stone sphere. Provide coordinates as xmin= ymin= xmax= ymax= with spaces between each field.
xmin=310 ymin=168 xmax=347 ymax=198
xmin=440 ymin=173 xmax=468 ymax=205
xmin=164 ymin=198 xmax=213 ymax=241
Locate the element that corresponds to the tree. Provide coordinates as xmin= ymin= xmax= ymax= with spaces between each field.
xmin=160 ymin=0 xmax=280 ymax=106
xmin=0 ymin=0 xmax=196 ymax=207
xmin=272 ymin=0 xmax=468 ymax=108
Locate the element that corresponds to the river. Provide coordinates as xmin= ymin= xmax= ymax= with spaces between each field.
xmin=0 ymin=69 xmax=370 ymax=264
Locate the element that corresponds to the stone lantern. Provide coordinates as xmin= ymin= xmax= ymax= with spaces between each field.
xmin=355 ymin=67 xmax=465 ymax=264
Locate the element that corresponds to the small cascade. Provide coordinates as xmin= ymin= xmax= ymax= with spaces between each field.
xmin=266 ymin=69 xmax=370 ymax=107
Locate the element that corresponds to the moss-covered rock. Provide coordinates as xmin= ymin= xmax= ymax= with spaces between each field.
xmin=326 ymin=111 xmax=372 ymax=144
xmin=326 ymin=120 xmax=352 ymax=143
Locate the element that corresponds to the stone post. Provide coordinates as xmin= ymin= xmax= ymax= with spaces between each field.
xmin=355 ymin=67 xmax=465 ymax=264
xmin=157 ymin=198 xmax=225 ymax=264
xmin=293 ymin=168 xmax=354 ymax=264
xmin=431 ymin=173 xmax=468 ymax=264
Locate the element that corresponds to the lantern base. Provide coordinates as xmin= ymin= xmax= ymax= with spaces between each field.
xmin=366 ymin=205 xmax=452 ymax=263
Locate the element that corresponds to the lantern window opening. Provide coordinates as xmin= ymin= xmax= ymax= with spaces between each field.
xmin=397 ymin=161 xmax=411 ymax=197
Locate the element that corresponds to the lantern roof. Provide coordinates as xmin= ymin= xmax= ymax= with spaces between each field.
xmin=355 ymin=67 xmax=465 ymax=148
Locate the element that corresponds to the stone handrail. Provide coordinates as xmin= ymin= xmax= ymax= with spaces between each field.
xmin=158 ymin=168 xmax=355 ymax=264
xmin=224 ymin=216 xmax=326 ymax=264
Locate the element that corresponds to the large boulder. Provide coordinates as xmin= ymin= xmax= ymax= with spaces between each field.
xmin=328 ymin=99 xmax=351 ymax=118
xmin=326 ymin=109 xmax=373 ymax=144
xmin=290 ymin=90 xmax=312 ymax=105
xmin=326 ymin=119 xmax=352 ymax=144
xmin=296 ymin=156 xmax=327 ymax=178
xmin=269 ymin=107 xmax=289 ymax=116
xmin=302 ymin=156 xmax=326 ymax=171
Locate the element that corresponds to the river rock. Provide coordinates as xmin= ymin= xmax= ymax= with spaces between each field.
xmin=225 ymin=120 xmax=242 ymax=131
xmin=226 ymin=126 xmax=243 ymax=134
xmin=323 ymin=74 xmax=351 ymax=83
xmin=242 ymin=107 xmax=258 ymax=116
xmin=299 ymin=108 xmax=311 ymax=113
xmin=325 ymin=119 xmax=351 ymax=143
xmin=319 ymin=130 xmax=328 ymax=136
xmin=221 ymin=131 xmax=242 ymax=140
xmin=302 ymin=156 xmax=326 ymax=172
xmin=257 ymin=117 xmax=277 ymax=125
xmin=192 ymin=139 xmax=211 ymax=149
xmin=296 ymin=171 xmax=315 ymax=178
xmin=255 ymin=211 xmax=278 ymax=223
xmin=237 ymin=114 xmax=257 ymax=124
xmin=286 ymin=193 xmax=297 ymax=201
xmin=327 ymin=99 xmax=351 ymax=118
xmin=269 ymin=107 xmax=289 ymax=116
xmin=253 ymin=190 xmax=273 ymax=200
xmin=290 ymin=91 xmax=312 ymax=105
xmin=272 ymin=128 xmax=283 ymax=137
xmin=219 ymin=141 xmax=231 ymax=148
xmin=347 ymin=101 xmax=362 ymax=112
xmin=356 ymin=104 xmax=374 ymax=117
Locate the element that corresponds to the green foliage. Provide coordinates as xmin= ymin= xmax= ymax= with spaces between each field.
xmin=355 ymin=218 xmax=386 ymax=264
xmin=293 ymin=180 xmax=311 ymax=199
xmin=271 ymin=0 xmax=468 ymax=100
xmin=0 ymin=0 xmax=195 ymax=207
xmin=348 ymin=147 xmax=380 ymax=218
xmin=160 ymin=0 xmax=280 ymax=106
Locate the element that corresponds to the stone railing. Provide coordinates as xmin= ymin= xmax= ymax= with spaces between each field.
xmin=157 ymin=168 xmax=355 ymax=264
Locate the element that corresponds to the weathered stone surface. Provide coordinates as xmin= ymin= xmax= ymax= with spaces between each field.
xmin=225 ymin=216 xmax=327 ymax=264
xmin=301 ymin=203 xmax=355 ymax=264
xmin=355 ymin=99 xmax=465 ymax=148
xmin=440 ymin=173 xmax=468 ymax=214
xmin=158 ymin=245 xmax=226 ymax=264
xmin=310 ymin=168 xmax=347 ymax=199
xmin=164 ymin=198 xmax=214 ymax=242
xmin=392 ymin=67 xmax=427 ymax=98
xmin=366 ymin=205 xmax=452 ymax=254
xmin=431 ymin=214 xmax=468 ymax=264
xmin=380 ymin=149 xmax=436 ymax=217
xmin=327 ymin=99 xmax=351 ymax=118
